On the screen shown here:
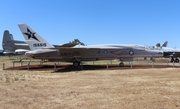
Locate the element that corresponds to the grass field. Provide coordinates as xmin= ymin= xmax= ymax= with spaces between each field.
xmin=1 ymin=56 xmax=180 ymax=109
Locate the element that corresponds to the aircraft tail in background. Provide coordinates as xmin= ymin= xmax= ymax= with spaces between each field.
xmin=156 ymin=41 xmax=168 ymax=48
xmin=2 ymin=30 xmax=29 ymax=51
xmin=2 ymin=30 xmax=14 ymax=50
xmin=162 ymin=41 xmax=168 ymax=47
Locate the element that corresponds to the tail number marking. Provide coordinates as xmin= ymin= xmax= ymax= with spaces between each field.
xmin=33 ymin=43 xmax=47 ymax=47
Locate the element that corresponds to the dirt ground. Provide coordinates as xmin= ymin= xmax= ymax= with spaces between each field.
xmin=1 ymin=64 xmax=180 ymax=109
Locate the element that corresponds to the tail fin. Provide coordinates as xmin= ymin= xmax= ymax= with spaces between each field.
xmin=18 ymin=24 xmax=54 ymax=50
xmin=156 ymin=43 xmax=161 ymax=48
xmin=2 ymin=30 xmax=15 ymax=50
xmin=162 ymin=41 xmax=168 ymax=47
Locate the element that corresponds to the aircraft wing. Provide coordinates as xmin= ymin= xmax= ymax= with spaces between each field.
xmin=43 ymin=46 xmax=130 ymax=50
xmin=42 ymin=46 xmax=131 ymax=58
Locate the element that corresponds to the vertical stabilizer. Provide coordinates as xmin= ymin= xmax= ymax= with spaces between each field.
xmin=18 ymin=24 xmax=54 ymax=50
xmin=162 ymin=41 xmax=168 ymax=47
xmin=156 ymin=43 xmax=161 ymax=48
xmin=2 ymin=30 xmax=14 ymax=50
xmin=9 ymin=34 xmax=14 ymax=40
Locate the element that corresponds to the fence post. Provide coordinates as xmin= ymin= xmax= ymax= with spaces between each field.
xmin=27 ymin=62 xmax=30 ymax=70
xmin=106 ymin=63 xmax=108 ymax=69
xmin=81 ymin=62 xmax=83 ymax=69
xmin=54 ymin=63 xmax=56 ymax=72
xmin=152 ymin=61 xmax=154 ymax=68
xmin=2 ymin=63 xmax=5 ymax=70
xmin=12 ymin=62 xmax=15 ymax=67
xmin=20 ymin=61 xmax=23 ymax=66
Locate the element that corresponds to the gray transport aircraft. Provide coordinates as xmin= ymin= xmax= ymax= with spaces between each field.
xmin=18 ymin=24 xmax=164 ymax=67
xmin=2 ymin=30 xmax=77 ymax=56
xmin=2 ymin=30 xmax=30 ymax=56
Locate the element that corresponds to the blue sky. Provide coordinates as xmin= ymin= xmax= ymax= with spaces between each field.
xmin=1 ymin=0 xmax=180 ymax=49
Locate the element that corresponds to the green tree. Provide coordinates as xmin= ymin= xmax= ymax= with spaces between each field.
xmin=69 ymin=39 xmax=85 ymax=46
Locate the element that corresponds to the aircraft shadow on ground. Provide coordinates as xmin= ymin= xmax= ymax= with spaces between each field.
xmin=55 ymin=65 xmax=111 ymax=72
xmin=5 ymin=64 xmax=125 ymax=72
xmin=5 ymin=64 xmax=180 ymax=73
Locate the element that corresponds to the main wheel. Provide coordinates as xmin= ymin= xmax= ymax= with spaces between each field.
xmin=175 ymin=58 xmax=179 ymax=62
xmin=171 ymin=58 xmax=174 ymax=62
xmin=73 ymin=61 xmax=80 ymax=68
xmin=119 ymin=62 xmax=124 ymax=67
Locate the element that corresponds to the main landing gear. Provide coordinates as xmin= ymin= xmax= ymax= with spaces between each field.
xmin=171 ymin=57 xmax=179 ymax=62
xmin=119 ymin=62 xmax=124 ymax=67
xmin=73 ymin=61 xmax=81 ymax=68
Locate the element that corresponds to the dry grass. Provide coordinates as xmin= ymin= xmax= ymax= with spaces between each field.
xmin=1 ymin=68 xmax=180 ymax=109
xmin=1 ymin=56 xmax=180 ymax=108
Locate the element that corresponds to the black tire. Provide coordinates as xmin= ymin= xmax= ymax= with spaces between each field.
xmin=73 ymin=61 xmax=80 ymax=68
xmin=119 ymin=62 xmax=124 ymax=67
xmin=171 ymin=58 xmax=174 ymax=62
xmin=175 ymin=58 xmax=179 ymax=62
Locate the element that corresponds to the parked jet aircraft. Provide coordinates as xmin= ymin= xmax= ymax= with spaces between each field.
xmin=156 ymin=47 xmax=180 ymax=62
xmin=2 ymin=30 xmax=77 ymax=56
xmin=18 ymin=24 xmax=164 ymax=67
xmin=151 ymin=41 xmax=180 ymax=62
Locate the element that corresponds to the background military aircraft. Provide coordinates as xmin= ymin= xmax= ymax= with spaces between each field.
xmin=156 ymin=41 xmax=168 ymax=48
xmin=152 ymin=41 xmax=180 ymax=62
xmin=157 ymin=47 xmax=180 ymax=62
xmin=2 ymin=30 xmax=30 ymax=56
